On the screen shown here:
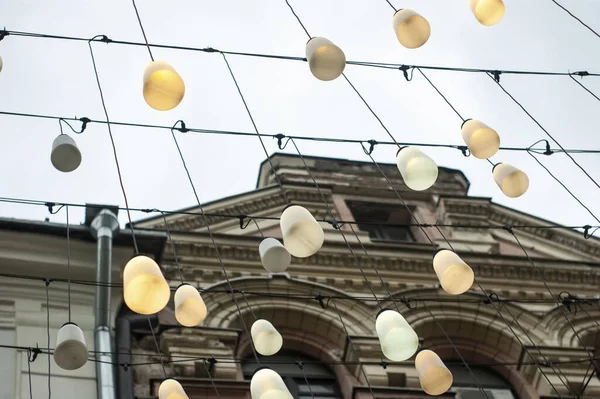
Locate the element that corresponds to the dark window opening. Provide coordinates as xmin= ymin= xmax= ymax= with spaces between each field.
xmin=346 ymin=201 xmax=414 ymax=243
xmin=448 ymin=364 xmax=517 ymax=399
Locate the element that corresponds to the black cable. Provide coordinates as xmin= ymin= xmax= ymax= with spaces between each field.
xmin=284 ymin=0 xmax=312 ymax=39
xmin=147 ymin=317 xmax=168 ymax=378
xmin=26 ymin=348 xmax=33 ymax=399
xmin=384 ymin=0 xmax=397 ymax=12
xmin=417 ymin=68 xmax=465 ymax=122
xmin=87 ymin=38 xmax=139 ymax=254
xmin=203 ymin=359 xmax=221 ymax=399
xmin=569 ymin=73 xmax=600 ymax=102
xmin=160 ymin=211 xmax=185 ymax=284
xmin=131 ymin=0 xmax=154 ymax=61
xmin=66 ymin=205 xmax=72 ymax=322
xmin=550 ymin=0 xmax=600 ymax=39
xmin=44 ymin=280 xmax=51 ymax=399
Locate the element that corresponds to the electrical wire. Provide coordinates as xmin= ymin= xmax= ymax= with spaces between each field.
xmin=550 ymin=0 xmax=600 ymax=39
xmin=569 ymin=73 xmax=600 ymax=102
xmin=44 ymin=280 xmax=51 ymax=399
xmin=131 ymin=0 xmax=154 ymax=61
xmin=66 ymin=205 xmax=72 ymax=322
xmin=160 ymin=211 xmax=185 ymax=284
xmin=417 ymin=68 xmax=465 ymax=122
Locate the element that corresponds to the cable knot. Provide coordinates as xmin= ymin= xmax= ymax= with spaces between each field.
xmin=492 ymin=70 xmax=502 ymax=83
xmin=502 ymin=225 xmax=514 ymax=234
xmin=400 ymin=297 xmax=416 ymax=310
xmin=457 ymin=145 xmax=470 ymax=157
xmin=93 ymin=35 xmax=112 ymax=43
xmin=583 ymin=225 xmax=592 ymax=239
xmin=203 ymin=47 xmax=220 ymax=53
xmin=572 ymin=71 xmax=590 ymax=78
xmin=314 ymin=294 xmax=331 ymax=309
xmin=207 ymin=357 xmax=217 ymax=366
xmin=364 ymin=140 xmax=378 ymax=155
xmin=79 ymin=117 xmax=92 ymax=132
xmin=239 ymin=215 xmax=251 ymax=229
xmin=379 ymin=361 xmax=388 ymax=369
xmin=483 ymin=292 xmax=500 ymax=305
xmin=274 ymin=134 xmax=290 ymax=150
xmin=44 ymin=278 xmax=51 ymax=287
xmin=559 ymin=291 xmax=578 ymax=314
xmin=398 ymin=65 xmax=414 ymax=81
xmin=28 ymin=345 xmax=42 ymax=363
xmin=173 ymin=120 xmax=188 ymax=133
xmin=0 ymin=29 xmax=8 ymax=42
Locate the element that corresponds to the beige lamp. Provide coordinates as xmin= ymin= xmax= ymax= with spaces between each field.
xmin=469 ymin=0 xmax=505 ymax=26
xmin=143 ymin=61 xmax=185 ymax=111
xmin=306 ymin=37 xmax=346 ymax=81
xmin=174 ymin=284 xmax=207 ymax=327
xmin=376 ymin=309 xmax=419 ymax=361
xmin=393 ymin=9 xmax=431 ymax=49
xmin=158 ymin=379 xmax=189 ymax=399
xmin=0 ymin=56 xmax=3 ymax=73
xmin=51 ymin=134 xmax=82 ymax=173
xmin=259 ymin=238 xmax=291 ymax=273
xmin=493 ymin=163 xmax=529 ymax=198
xmin=461 ymin=119 xmax=500 ymax=159
xmin=280 ymin=205 xmax=324 ymax=258
xmin=123 ymin=255 xmax=170 ymax=315
xmin=396 ymin=147 xmax=439 ymax=191
xmin=54 ymin=322 xmax=88 ymax=370
xmin=250 ymin=368 xmax=293 ymax=399
xmin=251 ymin=319 xmax=283 ymax=356
xmin=433 ymin=249 xmax=474 ymax=295
xmin=415 ymin=350 xmax=453 ymax=396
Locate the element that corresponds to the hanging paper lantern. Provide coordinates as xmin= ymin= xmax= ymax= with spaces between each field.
xmin=251 ymin=319 xmax=283 ymax=356
xmin=51 ymin=134 xmax=82 ymax=173
xmin=250 ymin=368 xmax=293 ymax=399
xmin=433 ymin=249 xmax=474 ymax=295
xmin=53 ymin=322 xmax=88 ymax=370
xmin=461 ymin=119 xmax=500 ymax=159
xmin=493 ymin=163 xmax=529 ymax=198
xmin=305 ymin=37 xmax=346 ymax=81
xmin=376 ymin=309 xmax=419 ymax=361
xmin=396 ymin=147 xmax=439 ymax=191
xmin=469 ymin=0 xmax=505 ymax=26
xmin=280 ymin=205 xmax=324 ymax=258
xmin=123 ymin=255 xmax=170 ymax=315
xmin=392 ymin=9 xmax=431 ymax=49
xmin=415 ymin=350 xmax=453 ymax=396
xmin=158 ymin=379 xmax=189 ymax=399
xmin=259 ymin=238 xmax=291 ymax=273
xmin=174 ymin=284 xmax=207 ymax=327
xmin=143 ymin=61 xmax=185 ymax=111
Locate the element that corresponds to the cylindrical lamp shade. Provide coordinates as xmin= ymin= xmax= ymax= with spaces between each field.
xmin=251 ymin=319 xmax=283 ymax=356
xmin=306 ymin=37 xmax=346 ymax=81
xmin=393 ymin=9 xmax=431 ymax=49
xmin=461 ymin=119 xmax=500 ymax=159
xmin=123 ymin=255 xmax=170 ymax=315
xmin=143 ymin=61 xmax=185 ymax=111
xmin=51 ymin=134 xmax=82 ymax=173
xmin=433 ymin=250 xmax=474 ymax=295
xmin=280 ymin=206 xmax=324 ymax=258
xmin=174 ymin=284 xmax=207 ymax=327
xmin=493 ymin=163 xmax=529 ymax=198
xmin=0 ymin=56 xmax=3 ymax=73
xmin=259 ymin=238 xmax=291 ymax=273
xmin=158 ymin=379 xmax=189 ymax=399
xmin=53 ymin=322 xmax=88 ymax=370
xmin=396 ymin=147 xmax=439 ymax=191
xmin=250 ymin=368 xmax=293 ymax=399
xmin=376 ymin=309 xmax=419 ymax=361
xmin=415 ymin=350 xmax=453 ymax=396
xmin=469 ymin=0 xmax=505 ymax=26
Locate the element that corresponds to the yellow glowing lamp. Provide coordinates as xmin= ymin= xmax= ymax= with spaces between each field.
xmin=143 ymin=61 xmax=185 ymax=111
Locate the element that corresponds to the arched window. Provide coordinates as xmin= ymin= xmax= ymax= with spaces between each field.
xmin=243 ymin=351 xmax=342 ymax=399
xmin=448 ymin=364 xmax=517 ymax=399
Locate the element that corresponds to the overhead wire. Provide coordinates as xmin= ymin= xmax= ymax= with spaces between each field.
xmin=550 ymin=0 xmax=600 ymax=39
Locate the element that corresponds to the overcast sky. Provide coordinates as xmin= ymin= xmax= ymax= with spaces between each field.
xmin=0 ymin=0 xmax=599 ymax=234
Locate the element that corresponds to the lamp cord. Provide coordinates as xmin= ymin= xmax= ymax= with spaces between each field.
xmin=131 ymin=0 xmax=154 ymax=61
xmin=66 ymin=205 xmax=71 ymax=323
xmin=160 ymin=211 xmax=185 ymax=284
xmin=284 ymin=0 xmax=312 ymax=39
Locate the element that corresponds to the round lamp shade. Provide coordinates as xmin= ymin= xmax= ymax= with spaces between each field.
xmin=175 ymin=284 xmax=207 ymax=327
xmin=259 ymin=238 xmax=291 ymax=273
xmin=251 ymin=319 xmax=283 ymax=356
xmin=375 ymin=309 xmax=419 ymax=361
xmin=123 ymin=255 xmax=170 ymax=315
xmin=469 ymin=0 xmax=505 ymax=26
xmin=433 ymin=250 xmax=474 ymax=295
xmin=54 ymin=322 xmax=88 ymax=370
xmin=158 ymin=379 xmax=189 ymax=399
xmin=396 ymin=147 xmax=439 ymax=191
xmin=250 ymin=368 xmax=293 ymax=399
xmin=415 ymin=350 xmax=453 ymax=396
xmin=306 ymin=37 xmax=346 ymax=81
xmin=143 ymin=61 xmax=185 ymax=111
xmin=493 ymin=163 xmax=529 ymax=198
xmin=280 ymin=206 xmax=324 ymax=258
xmin=461 ymin=119 xmax=500 ymax=159
xmin=51 ymin=134 xmax=82 ymax=173
xmin=393 ymin=9 xmax=431 ymax=49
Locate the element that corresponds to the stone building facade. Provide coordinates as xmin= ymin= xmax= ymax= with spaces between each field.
xmin=129 ymin=154 xmax=600 ymax=399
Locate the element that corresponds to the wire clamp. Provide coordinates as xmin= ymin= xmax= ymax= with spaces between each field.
xmin=483 ymin=292 xmax=500 ymax=305
xmin=296 ymin=360 xmax=304 ymax=369
xmin=27 ymin=345 xmax=42 ymax=363
xmin=0 ymin=29 xmax=8 ymax=42
xmin=400 ymin=297 xmax=416 ymax=310
xmin=457 ymin=145 xmax=470 ymax=157
xmin=274 ymin=134 xmax=290 ymax=150
xmin=572 ymin=71 xmax=590 ymax=78
xmin=122 ymin=363 xmax=130 ymax=371
xmin=79 ymin=117 xmax=91 ymax=132
xmin=502 ymin=225 xmax=514 ymax=234
xmin=239 ymin=215 xmax=251 ymax=230
xmin=315 ymin=294 xmax=331 ymax=309
xmin=173 ymin=120 xmax=189 ymax=133
xmin=398 ymin=65 xmax=413 ymax=81
xmin=492 ymin=70 xmax=502 ymax=83
xmin=379 ymin=361 xmax=388 ymax=369
xmin=365 ymin=140 xmax=378 ymax=155
xmin=583 ymin=225 xmax=592 ymax=239
xmin=203 ymin=47 xmax=220 ymax=53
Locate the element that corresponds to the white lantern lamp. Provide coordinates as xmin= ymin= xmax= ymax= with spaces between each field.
xmin=250 ymin=368 xmax=293 ymax=399
xmin=280 ymin=205 xmax=324 ymax=258
xmin=51 ymin=134 xmax=82 ymax=173
xmin=376 ymin=309 xmax=419 ymax=361
xmin=158 ymin=379 xmax=189 ymax=399
xmin=54 ymin=322 xmax=88 ymax=370
xmin=492 ymin=163 xmax=529 ymax=198
xmin=469 ymin=0 xmax=505 ymax=26
xmin=433 ymin=249 xmax=474 ymax=295
xmin=123 ymin=255 xmax=171 ymax=315
xmin=461 ymin=119 xmax=500 ymax=159
xmin=393 ymin=9 xmax=431 ymax=49
xmin=396 ymin=147 xmax=439 ymax=191
xmin=0 ymin=56 xmax=3 ymax=73
xmin=174 ymin=284 xmax=207 ymax=327
xmin=306 ymin=37 xmax=346 ymax=81
xmin=415 ymin=349 xmax=453 ymax=396
xmin=259 ymin=238 xmax=291 ymax=273
xmin=251 ymin=319 xmax=283 ymax=356
xmin=143 ymin=61 xmax=185 ymax=111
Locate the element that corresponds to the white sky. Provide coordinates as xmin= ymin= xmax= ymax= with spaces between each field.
xmin=0 ymin=0 xmax=599 ymax=233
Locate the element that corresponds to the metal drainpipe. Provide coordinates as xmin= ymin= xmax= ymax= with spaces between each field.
xmin=91 ymin=209 xmax=120 ymax=399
